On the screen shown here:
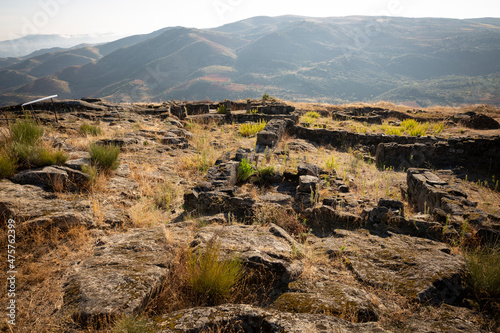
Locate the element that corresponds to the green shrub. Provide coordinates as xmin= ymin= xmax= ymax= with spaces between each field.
xmin=89 ymin=143 xmax=120 ymax=171
xmin=239 ymin=120 xmax=266 ymax=137
xmin=465 ymin=245 xmax=500 ymax=302
xmin=408 ymin=123 xmax=428 ymax=137
xmin=37 ymin=147 xmax=68 ymax=166
xmin=0 ymin=152 xmax=17 ymax=178
xmin=262 ymin=93 xmax=270 ymax=100
xmin=238 ymin=158 xmax=255 ymax=182
xmin=9 ymin=116 xmax=43 ymax=146
xmin=80 ymin=123 xmax=102 ymax=136
xmin=187 ymin=239 xmax=243 ymax=303
xmin=246 ymin=108 xmax=259 ymax=114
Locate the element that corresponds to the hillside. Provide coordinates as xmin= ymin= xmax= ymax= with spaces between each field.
xmin=1 ymin=16 xmax=500 ymax=106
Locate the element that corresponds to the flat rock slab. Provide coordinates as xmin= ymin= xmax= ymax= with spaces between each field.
xmin=315 ymin=229 xmax=464 ymax=304
xmin=273 ymin=279 xmax=379 ymax=322
xmin=11 ymin=165 xmax=90 ymax=192
xmin=190 ymin=224 xmax=303 ymax=284
xmin=156 ymin=304 xmax=389 ymax=332
xmin=0 ymin=179 xmax=94 ymax=228
xmin=62 ymin=227 xmax=172 ymax=326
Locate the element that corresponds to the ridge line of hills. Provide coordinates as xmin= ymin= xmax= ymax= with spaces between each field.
xmin=1 ymin=15 xmax=500 ymax=107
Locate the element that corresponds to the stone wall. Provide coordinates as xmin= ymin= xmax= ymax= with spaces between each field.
xmin=376 ymin=136 xmax=500 ymax=176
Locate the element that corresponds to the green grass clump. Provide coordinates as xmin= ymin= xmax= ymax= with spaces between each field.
xmin=246 ymin=108 xmax=259 ymax=114
xmin=187 ymin=239 xmax=243 ymax=303
xmin=408 ymin=123 xmax=428 ymax=137
xmin=401 ymin=119 xmax=419 ymax=131
xmin=239 ymin=120 xmax=266 ymax=137
xmin=217 ymin=105 xmax=227 ymax=114
xmin=10 ymin=116 xmax=43 ymax=145
xmin=465 ymin=245 xmax=500 ymax=304
xmin=238 ymin=158 xmax=255 ymax=182
xmin=255 ymin=165 xmax=276 ymax=184
xmin=324 ymin=155 xmax=337 ymax=173
xmin=80 ymin=123 xmax=102 ymax=136
xmin=304 ymin=111 xmax=321 ymax=119
xmin=89 ymin=143 xmax=120 ymax=171
xmin=384 ymin=126 xmax=403 ymax=136
xmin=433 ymin=122 xmax=445 ymax=135
xmin=0 ymin=153 xmax=17 ymax=178
xmin=112 ymin=315 xmax=155 ymax=333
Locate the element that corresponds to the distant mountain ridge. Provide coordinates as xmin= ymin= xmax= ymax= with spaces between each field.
xmin=1 ymin=16 xmax=500 ymax=107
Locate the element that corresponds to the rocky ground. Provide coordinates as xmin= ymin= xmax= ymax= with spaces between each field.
xmin=0 ymin=99 xmax=499 ymax=332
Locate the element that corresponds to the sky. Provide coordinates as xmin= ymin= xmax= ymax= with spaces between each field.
xmin=1 ymin=0 xmax=500 ymax=42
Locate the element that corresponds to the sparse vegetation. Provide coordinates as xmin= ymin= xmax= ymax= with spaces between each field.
xmin=217 ymin=104 xmax=227 ymax=114
xmin=112 ymin=315 xmax=155 ymax=333
xmin=0 ymin=152 xmax=17 ymax=178
xmin=239 ymin=120 xmax=266 ymax=137
xmin=80 ymin=123 xmax=102 ymax=136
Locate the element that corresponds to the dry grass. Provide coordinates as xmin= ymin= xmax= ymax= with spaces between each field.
xmin=0 ymin=224 xmax=93 ymax=333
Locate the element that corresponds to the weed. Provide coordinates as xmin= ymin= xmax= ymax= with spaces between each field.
xmin=80 ymin=123 xmax=102 ymax=136
xmin=239 ymin=120 xmax=266 ymax=137
xmin=238 ymin=158 xmax=255 ymax=182
xmin=187 ymin=238 xmax=243 ymax=303
xmin=89 ymin=143 xmax=120 ymax=171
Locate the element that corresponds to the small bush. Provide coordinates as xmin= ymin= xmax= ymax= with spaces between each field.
xmin=89 ymin=143 xmax=120 ymax=171
xmin=246 ymin=108 xmax=258 ymax=114
xmin=262 ymin=93 xmax=270 ymax=100
xmin=10 ymin=116 xmax=43 ymax=146
xmin=80 ymin=123 xmax=102 ymax=136
xmin=0 ymin=152 xmax=17 ymax=178
xmin=238 ymin=158 xmax=255 ymax=182
xmin=187 ymin=239 xmax=243 ymax=303
xmin=239 ymin=120 xmax=266 ymax=137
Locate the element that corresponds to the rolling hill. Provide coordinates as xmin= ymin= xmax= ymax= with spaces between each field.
xmin=1 ymin=16 xmax=500 ymax=106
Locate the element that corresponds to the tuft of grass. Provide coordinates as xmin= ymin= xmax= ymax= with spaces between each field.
xmin=10 ymin=143 xmax=68 ymax=169
xmin=187 ymin=238 xmax=243 ymax=303
xmin=238 ymin=158 xmax=255 ymax=182
xmin=112 ymin=315 xmax=155 ymax=333
xmin=246 ymin=108 xmax=258 ymax=114
xmin=384 ymin=126 xmax=403 ymax=136
xmin=153 ymin=182 xmax=177 ymax=211
xmin=10 ymin=115 xmax=43 ymax=145
xmin=255 ymin=165 xmax=276 ymax=184
xmin=239 ymin=120 xmax=266 ymax=137
xmin=304 ymin=111 xmax=321 ymax=119
xmin=89 ymin=143 xmax=120 ymax=172
xmin=433 ymin=122 xmax=445 ymax=135
xmin=80 ymin=123 xmax=102 ymax=136
xmin=465 ymin=245 xmax=500 ymax=304
xmin=0 ymin=152 xmax=17 ymax=178
xmin=408 ymin=123 xmax=428 ymax=137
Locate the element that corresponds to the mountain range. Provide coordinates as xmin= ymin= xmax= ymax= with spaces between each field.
xmin=1 ymin=16 xmax=500 ymax=107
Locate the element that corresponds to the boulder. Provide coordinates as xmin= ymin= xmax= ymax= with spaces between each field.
xmin=62 ymin=227 xmax=172 ymax=327
xmin=0 ymin=179 xmax=94 ymax=229
xmin=11 ymin=165 xmax=90 ymax=192
xmin=298 ymin=175 xmax=319 ymax=193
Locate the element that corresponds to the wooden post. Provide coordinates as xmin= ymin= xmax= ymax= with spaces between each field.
xmin=50 ymin=98 xmax=59 ymax=123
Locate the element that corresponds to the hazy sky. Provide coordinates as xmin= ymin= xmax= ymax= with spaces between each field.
xmin=1 ymin=0 xmax=499 ymax=41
